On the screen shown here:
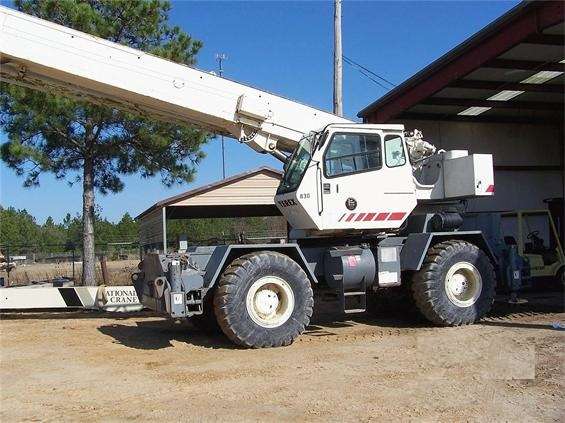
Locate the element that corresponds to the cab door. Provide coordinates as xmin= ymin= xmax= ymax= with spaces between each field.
xmin=314 ymin=129 xmax=417 ymax=231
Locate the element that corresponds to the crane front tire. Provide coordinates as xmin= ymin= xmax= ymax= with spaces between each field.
xmin=411 ymin=240 xmax=496 ymax=326
xmin=213 ymin=251 xmax=314 ymax=348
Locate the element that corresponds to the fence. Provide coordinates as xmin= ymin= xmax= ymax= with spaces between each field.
xmin=0 ymin=227 xmax=288 ymax=287
xmin=0 ymin=242 xmax=140 ymax=287
xmin=167 ymin=229 xmax=288 ymax=249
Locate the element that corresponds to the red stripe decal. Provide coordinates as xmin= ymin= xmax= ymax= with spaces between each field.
xmin=486 ymin=184 xmax=495 ymax=193
xmin=338 ymin=213 xmax=346 ymax=222
xmin=345 ymin=213 xmax=355 ymax=222
xmin=375 ymin=213 xmax=389 ymax=221
xmin=355 ymin=213 xmax=366 ymax=221
xmin=364 ymin=213 xmax=376 ymax=221
xmin=388 ymin=212 xmax=406 ymax=221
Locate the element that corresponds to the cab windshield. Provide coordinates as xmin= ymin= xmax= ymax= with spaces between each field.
xmin=277 ymin=133 xmax=316 ymax=194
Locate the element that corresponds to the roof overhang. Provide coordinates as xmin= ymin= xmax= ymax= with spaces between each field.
xmin=135 ymin=166 xmax=283 ymax=220
xmin=164 ymin=204 xmax=282 ymax=219
xmin=358 ymin=1 xmax=564 ymax=125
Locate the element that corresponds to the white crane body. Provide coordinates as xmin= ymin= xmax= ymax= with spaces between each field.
xmin=0 ymin=6 xmax=501 ymax=346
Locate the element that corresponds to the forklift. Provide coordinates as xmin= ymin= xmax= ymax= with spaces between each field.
xmin=463 ymin=209 xmax=565 ymax=297
xmin=502 ymin=210 xmax=565 ymax=286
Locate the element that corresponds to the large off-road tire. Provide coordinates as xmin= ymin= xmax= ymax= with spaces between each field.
xmin=213 ymin=251 xmax=314 ymax=348
xmin=411 ymin=240 xmax=496 ymax=326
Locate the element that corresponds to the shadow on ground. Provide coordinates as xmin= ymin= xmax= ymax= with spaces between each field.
xmin=489 ymin=290 xmax=564 ymax=318
xmin=480 ymin=320 xmax=564 ymax=331
xmin=3 ymin=289 xmax=563 ymax=350
xmin=0 ymin=309 xmax=159 ymax=321
xmin=97 ymin=319 xmax=240 ymax=350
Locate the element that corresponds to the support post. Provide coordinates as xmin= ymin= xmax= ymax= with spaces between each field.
xmin=333 ymin=0 xmax=343 ymax=117
xmin=162 ymin=206 xmax=167 ymax=254
xmin=562 ymin=125 xmax=564 ymax=244
xmin=5 ymin=245 xmax=10 ymax=287
xmin=100 ymin=255 xmax=109 ymax=285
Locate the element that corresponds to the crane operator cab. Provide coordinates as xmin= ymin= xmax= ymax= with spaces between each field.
xmin=275 ymin=124 xmax=418 ymax=233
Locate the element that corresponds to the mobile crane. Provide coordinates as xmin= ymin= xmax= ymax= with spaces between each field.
xmin=0 ymin=6 xmax=497 ymax=348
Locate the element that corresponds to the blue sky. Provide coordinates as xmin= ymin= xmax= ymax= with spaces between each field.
xmin=0 ymin=0 xmax=520 ymax=223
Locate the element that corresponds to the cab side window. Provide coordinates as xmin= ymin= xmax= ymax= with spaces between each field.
xmin=324 ymin=133 xmax=382 ymax=177
xmin=384 ymin=135 xmax=406 ymax=167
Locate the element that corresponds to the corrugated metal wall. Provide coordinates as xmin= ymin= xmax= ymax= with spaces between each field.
xmin=400 ymin=119 xmax=563 ymax=212
xmin=172 ymin=172 xmax=280 ymax=207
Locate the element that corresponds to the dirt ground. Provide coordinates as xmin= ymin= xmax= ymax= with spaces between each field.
xmin=1 ymin=259 xmax=139 ymax=286
xmin=1 ymin=291 xmax=563 ymax=422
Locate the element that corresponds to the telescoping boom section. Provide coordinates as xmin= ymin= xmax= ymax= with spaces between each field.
xmin=0 ymin=5 xmax=350 ymax=159
xmin=0 ymin=5 xmax=494 ymax=234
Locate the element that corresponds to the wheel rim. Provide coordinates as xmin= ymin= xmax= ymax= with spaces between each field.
xmin=444 ymin=262 xmax=482 ymax=307
xmin=245 ymin=276 xmax=295 ymax=328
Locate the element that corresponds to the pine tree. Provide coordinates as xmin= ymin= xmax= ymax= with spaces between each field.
xmin=1 ymin=1 xmax=209 ymax=285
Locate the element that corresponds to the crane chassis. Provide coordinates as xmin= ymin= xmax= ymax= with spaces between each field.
xmin=1 ymin=6 xmax=498 ymax=347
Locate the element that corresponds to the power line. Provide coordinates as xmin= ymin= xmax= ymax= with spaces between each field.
xmin=343 ymin=55 xmax=396 ymax=87
xmin=342 ymin=55 xmax=396 ymax=90
xmin=343 ymin=57 xmax=389 ymax=91
xmin=343 ymin=57 xmax=390 ymax=91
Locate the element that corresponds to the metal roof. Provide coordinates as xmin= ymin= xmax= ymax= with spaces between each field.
xmin=135 ymin=166 xmax=282 ymax=220
xmin=358 ymin=1 xmax=564 ymax=125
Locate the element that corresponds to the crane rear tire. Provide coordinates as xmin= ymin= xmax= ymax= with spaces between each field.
xmin=411 ymin=240 xmax=496 ymax=326
xmin=213 ymin=251 xmax=313 ymax=348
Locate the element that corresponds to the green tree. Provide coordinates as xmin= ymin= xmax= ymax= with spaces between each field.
xmin=0 ymin=206 xmax=42 ymax=251
xmin=115 ymin=213 xmax=138 ymax=241
xmin=166 ymin=217 xmax=274 ymax=245
xmin=62 ymin=212 xmax=83 ymax=250
xmin=41 ymin=216 xmax=66 ymax=251
xmin=0 ymin=0 xmax=208 ymax=285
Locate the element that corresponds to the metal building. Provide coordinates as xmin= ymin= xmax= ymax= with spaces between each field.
xmin=136 ymin=167 xmax=283 ymax=252
xmin=358 ymin=0 xmax=564 ymax=239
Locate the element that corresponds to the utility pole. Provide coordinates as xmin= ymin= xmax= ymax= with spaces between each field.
xmin=333 ymin=0 xmax=343 ymax=117
xmin=216 ymin=53 xmax=228 ymax=179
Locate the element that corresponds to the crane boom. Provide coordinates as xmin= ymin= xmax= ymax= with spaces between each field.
xmin=0 ymin=5 xmax=495 ymax=234
xmin=0 ymin=5 xmax=350 ymax=159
